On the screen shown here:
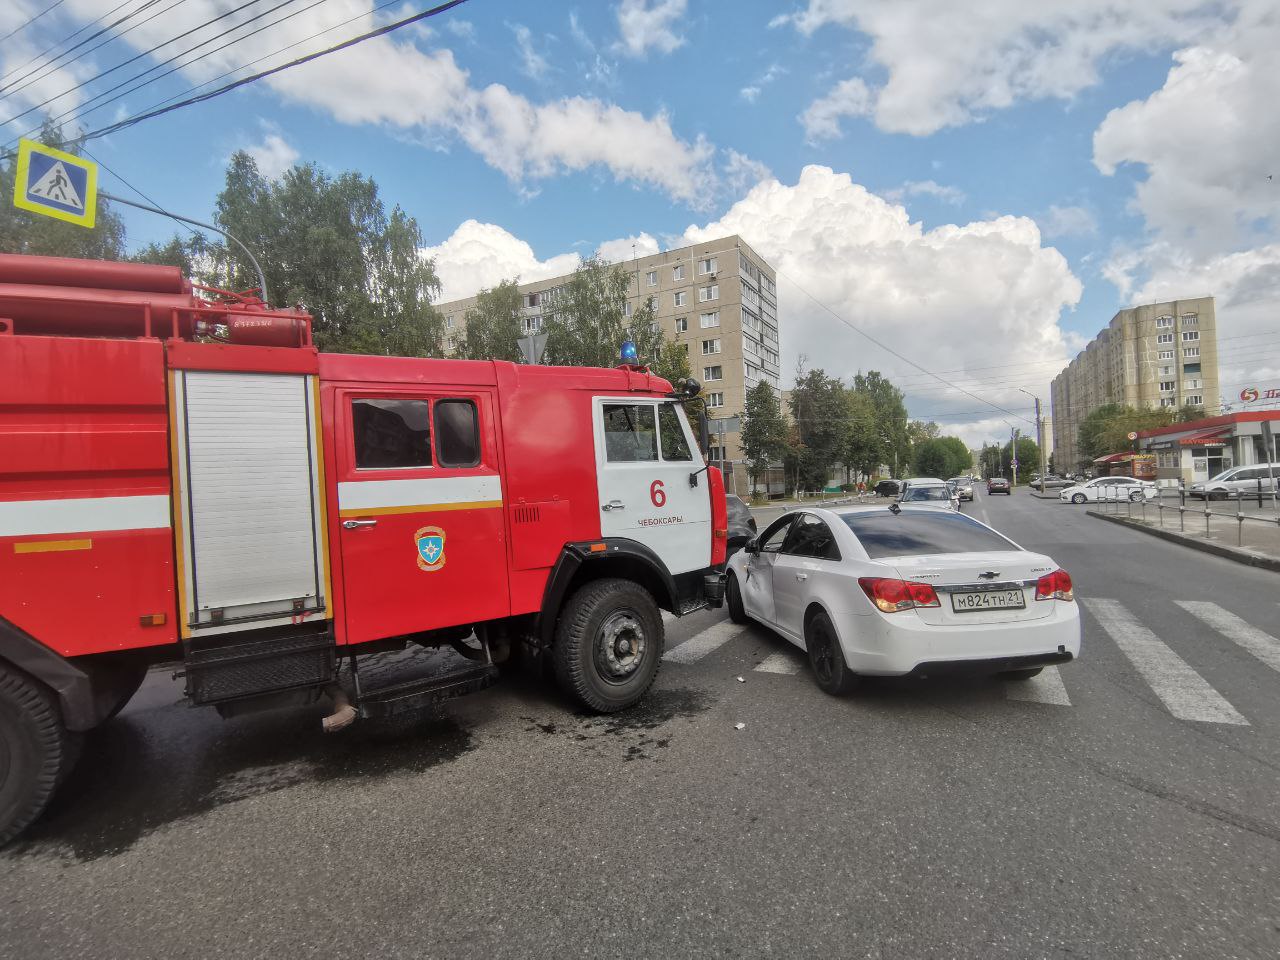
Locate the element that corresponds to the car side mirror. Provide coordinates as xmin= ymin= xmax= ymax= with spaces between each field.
xmin=744 ymin=538 xmax=759 ymax=555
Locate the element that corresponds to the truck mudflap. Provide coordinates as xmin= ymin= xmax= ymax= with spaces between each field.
xmin=702 ymin=570 xmax=726 ymax=608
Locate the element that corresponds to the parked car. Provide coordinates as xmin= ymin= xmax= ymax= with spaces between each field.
xmin=1189 ymin=464 xmax=1280 ymax=500
xmin=948 ymin=477 xmax=975 ymax=501
xmin=900 ymin=479 xmax=960 ymax=511
xmin=874 ymin=478 xmax=901 ymax=498
xmin=725 ymin=494 xmax=758 ymax=558
xmin=1059 ymin=476 xmax=1157 ymax=504
xmin=724 ymin=505 xmax=1081 ymax=694
xmin=987 ymin=477 xmax=1011 ymax=495
xmin=1034 ymin=474 xmax=1073 ymax=490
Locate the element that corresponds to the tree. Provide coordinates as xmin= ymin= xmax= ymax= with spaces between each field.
xmin=1175 ymin=402 xmax=1204 ymax=423
xmin=542 ymin=256 xmax=665 ymax=369
xmin=840 ymin=388 xmax=879 ymax=485
xmin=852 ymin=370 xmax=909 ymax=477
xmin=208 ymin=152 xmax=443 ymax=356
xmin=913 ymin=435 xmax=971 ymax=479
xmin=456 ymin=280 xmax=524 ymax=362
xmin=1002 ymin=436 xmax=1041 ymax=480
xmin=1077 ymin=404 xmax=1174 ymax=463
xmin=129 ymin=234 xmax=207 ymax=274
xmin=740 ymin=381 xmax=788 ymax=493
xmin=788 ymin=367 xmax=847 ymax=491
xmin=0 ymin=122 xmax=126 ymax=261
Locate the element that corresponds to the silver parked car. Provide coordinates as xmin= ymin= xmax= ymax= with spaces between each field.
xmin=1189 ymin=464 xmax=1280 ymax=500
xmin=948 ymin=477 xmax=975 ymax=501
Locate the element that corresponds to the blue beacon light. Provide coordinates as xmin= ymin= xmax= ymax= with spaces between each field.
xmin=620 ymin=339 xmax=639 ymax=364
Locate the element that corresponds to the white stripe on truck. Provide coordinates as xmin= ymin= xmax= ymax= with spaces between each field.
xmin=0 ymin=494 xmax=171 ymax=537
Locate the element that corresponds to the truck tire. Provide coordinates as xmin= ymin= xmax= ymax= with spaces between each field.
xmin=0 ymin=664 xmax=68 ymax=847
xmin=553 ymin=578 xmax=663 ymax=714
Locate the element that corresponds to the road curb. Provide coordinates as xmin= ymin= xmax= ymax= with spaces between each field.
xmin=1086 ymin=509 xmax=1280 ymax=574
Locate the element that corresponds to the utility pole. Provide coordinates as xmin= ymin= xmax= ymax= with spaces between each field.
xmin=1010 ymin=425 xmax=1020 ymax=487
xmin=1020 ymin=388 xmax=1047 ymax=491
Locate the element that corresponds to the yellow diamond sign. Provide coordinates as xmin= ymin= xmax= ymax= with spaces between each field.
xmin=13 ymin=138 xmax=97 ymax=228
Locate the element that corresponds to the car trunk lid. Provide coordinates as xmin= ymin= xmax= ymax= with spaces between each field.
xmin=889 ymin=550 xmax=1058 ymax=625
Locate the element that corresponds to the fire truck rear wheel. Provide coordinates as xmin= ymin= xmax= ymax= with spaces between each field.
xmin=554 ymin=578 xmax=663 ymax=714
xmin=0 ymin=664 xmax=69 ymax=847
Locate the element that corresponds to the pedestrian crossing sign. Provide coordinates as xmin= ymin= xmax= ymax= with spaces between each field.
xmin=12 ymin=138 xmax=97 ymax=228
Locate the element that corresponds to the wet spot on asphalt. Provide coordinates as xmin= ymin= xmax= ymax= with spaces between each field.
xmin=520 ymin=687 xmax=710 ymax=762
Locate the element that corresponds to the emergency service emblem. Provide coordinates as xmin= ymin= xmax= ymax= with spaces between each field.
xmin=415 ymin=526 xmax=446 ymax=571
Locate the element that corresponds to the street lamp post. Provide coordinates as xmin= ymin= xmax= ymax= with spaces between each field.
xmin=1019 ymin=388 xmax=1047 ymax=491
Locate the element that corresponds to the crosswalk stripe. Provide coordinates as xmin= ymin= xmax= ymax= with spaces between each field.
xmin=663 ymin=621 xmax=745 ymax=664
xmin=755 ymin=651 xmax=804 ymax=675
xmin=1083 ymin=599 xmax=1247 ymax=725
xmin=1176 ymin=601 xmax=1280 ymax=674
xmin=1004 ymin=665 xmax=1071 ymax=705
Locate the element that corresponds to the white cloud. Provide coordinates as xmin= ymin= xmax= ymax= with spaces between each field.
xmin=613 ymin=0 xmax=688 ymax=58
xmin=740 ymin=86 xmax=761 ymax=103
xmin=0 ymin=1 xmax=94 ymax=128
xmin=884 ymin=180 xmax=967 ymax=206
xmin=723 ymin=149 xmax=772 ymax=197
xmin=57 ymin=0 xmax=713 ymax=206
xmin=242 ymin=125 xmax=299 ymax=180
xmin=1093 ymin=9 xmax=1280 ymax=253
xmin=680 ymin=166 xmax=1081 ymax=421
xmin=510 ymin=23 xmax=550 ymax=80
xmin=1042 ymin=204 xmax=1097 ymax=239
xmin=596 ymin=233 xmax=661 ymax=263
xmin=446 ymin=19 xmax=475 ymax=41
xmin=740 ymin=63 xmax=786 ymax=104
xmin=788 ymin=0 xmax=1222 ymax=136
xmin=800 ymin=76 xmax=873 ymax=142
xmin=421 ymin=220 xmax=582 ymax=303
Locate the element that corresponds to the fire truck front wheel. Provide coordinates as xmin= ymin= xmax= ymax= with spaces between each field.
xmin=554 ymin=578 xmax=663 ymax=714
xmin=0 ymin=663 xmax=71 ymax=847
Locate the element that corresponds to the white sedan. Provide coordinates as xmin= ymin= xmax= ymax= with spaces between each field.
xmin=725 ymin=505 xmax=1080 ymax=695
xmin=1059 ymin=476 xmax=1157 ymax=504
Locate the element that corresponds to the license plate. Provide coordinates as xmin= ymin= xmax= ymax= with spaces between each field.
xmin=950 ymin=588 xmax=1026 ymax=613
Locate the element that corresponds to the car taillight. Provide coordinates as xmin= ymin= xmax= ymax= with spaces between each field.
xmin=859 ymin=577 xmax=940 ymax=613
xmin=1035 ymin=569 xmax=1074 ymax=602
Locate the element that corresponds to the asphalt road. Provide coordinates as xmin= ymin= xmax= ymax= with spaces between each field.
xmin=3 ymin=491 xmax=1279 ymax=959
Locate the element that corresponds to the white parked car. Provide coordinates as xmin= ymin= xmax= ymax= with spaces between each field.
xmin=724 ymin=506 xmax=1081 ymax=695
xmin=1059 ymin=476 xmax=1156 ymax=504
xmin=898 ymin=478 xmax=960 ymax=511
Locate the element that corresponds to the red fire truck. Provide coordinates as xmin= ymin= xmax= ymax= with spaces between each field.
xmin=0 ymin=253 xmax=727 ymax=844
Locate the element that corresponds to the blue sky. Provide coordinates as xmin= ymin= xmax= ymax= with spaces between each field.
xmin=3 ymin=0 xmax=1278 ymax=446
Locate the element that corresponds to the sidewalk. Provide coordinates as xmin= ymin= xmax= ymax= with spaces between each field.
xmin=1086 ymin=496 xmax=1280 ymax=572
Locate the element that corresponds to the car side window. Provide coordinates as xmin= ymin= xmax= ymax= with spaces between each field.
xmin=781 ymin=514 xmax=841 ymax=560
xmin=602 ymin=403 xmax=659 ymax=462
xmin=758 ymin=516 xmax=794 ymax=553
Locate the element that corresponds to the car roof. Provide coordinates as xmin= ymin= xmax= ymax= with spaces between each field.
xmin=905 ymin=477 xmax=948 ymax=486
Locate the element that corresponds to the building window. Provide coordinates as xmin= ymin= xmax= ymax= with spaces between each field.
xmin=704 ymin=365 xmax=723 ymax=381
xmin=1155 ymin=315 xmax=1174 ymax=328
xmin=521 ymin=317 xmax=542 ymax=334
xmin=527 ymin=293 xmax=540 ymax=308
xmin=1183 ymin=362 xmax=1201 ymax=375
xmin=446 ymin=335 xmax=458 ymax=350
xmin=1181 ymin=313 xmax=1198 ymax=325
xmin=1184 ymin=346 xmax=1200 ymax=358
xmin=702 ymin=338 xmax=721 ymax=355
xmin=699 ymin=256 xmax=717 ymax=275
xmin=673 ymin=290 xmax=687 ymax=307
xmin=1160 ymin=398 xmax=1176 ymax=408
xmin=739 ymin=253 xmax=754 ymax=277
xmin=445 ymin=316 xmax=455 ymax=330
xmin=1159 ymin=366 xmax=1173 ymax=377
xmin=708 ymin=445 xmax=725 ymax=461
xmin=699 ymin=284 xmax=719 ymax=302
xmin=675 ymin=316 xmax=688 ymax=333
xmin=647 ymin=295 xmax=658 ymax=311
xmin=1158 ymin=350 xmax=1174 ymax=361
xmin=650 ymin=321 xmax=660 ymax=333
xmin=1159 ymin=380 xmax=1176 ymax=392
xmin=646 ymin=270 xmax=657 ymax=287
xmin=707 ymin=392 xmax=724 ymax=408
xmin=1185 ymin=395 xmax=1203 ymax=406
xmin=673 ymin=264 xmax=685 ymax=281
xmin=624 ymin=301 xmax=633 ymax=318
xmin=1185 ymin=378 xmax=1202 ymax=390
xmin=700 ymin=311 xmax=719 ymax=328
xmin=1182 ymin=330 xmax=1199 ymax=342
xmin=1157 ymin=333 xmax=1174 ymax=344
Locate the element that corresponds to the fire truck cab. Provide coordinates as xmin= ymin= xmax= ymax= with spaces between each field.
xmin=0 ymin=253 xmax=728 ymax=845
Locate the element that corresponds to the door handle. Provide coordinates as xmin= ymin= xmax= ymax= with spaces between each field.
xmin=795 ymin=572 xmax=808 ymax=581
xmin=602 ymin=500 xmax=626 ymax=512
xmin=342 ymin=519 xmax=377 ymax=529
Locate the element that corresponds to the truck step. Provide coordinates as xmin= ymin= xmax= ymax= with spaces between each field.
xmin=357 ymin=662 xmax=499 ymax=719
xmin=184 ymin=625 xmax=335 ymax=705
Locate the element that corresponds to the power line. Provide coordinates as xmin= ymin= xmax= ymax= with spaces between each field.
xmin=53 ymin=0 xmax=471 ymax=147
xmin=0 ymin=1 xmax=67 ymax=45
xmin=0 ymin=0 xmax=167 ymax=98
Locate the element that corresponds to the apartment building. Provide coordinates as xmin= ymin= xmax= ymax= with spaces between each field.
xmin=1050 ymin=297 xmax=1219 ymax=471
xmin=435 ymin=235 xmax=782 ymax=496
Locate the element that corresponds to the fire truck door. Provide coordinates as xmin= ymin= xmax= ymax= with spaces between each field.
xmin=595 ymin=399 xmax=710 ymax=575
xmin=335 ymin=390 xmax=509 ymax=644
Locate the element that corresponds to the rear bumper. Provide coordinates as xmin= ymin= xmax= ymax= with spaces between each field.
xmin=833 ymin=602 xmax=1081 ymax=676
xmin=903 ymin=650 xmax=1073 ymax=679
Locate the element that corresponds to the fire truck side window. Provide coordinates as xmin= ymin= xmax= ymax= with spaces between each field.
xmin=603 ymin=404 xmax=659 ymax=462
xmin=658 ymin=403 xmax=693 ymax=462
xmin=352 ymin=398 xmax=432 ymax=469
xmin=434 ymin=399 xmax=481 ymax=468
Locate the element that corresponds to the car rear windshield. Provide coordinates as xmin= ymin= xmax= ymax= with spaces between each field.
xmin=841 ymin=510 xmax=1018 ymax=559
xmin=903 ymin=486 xmax=950 ymax=501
